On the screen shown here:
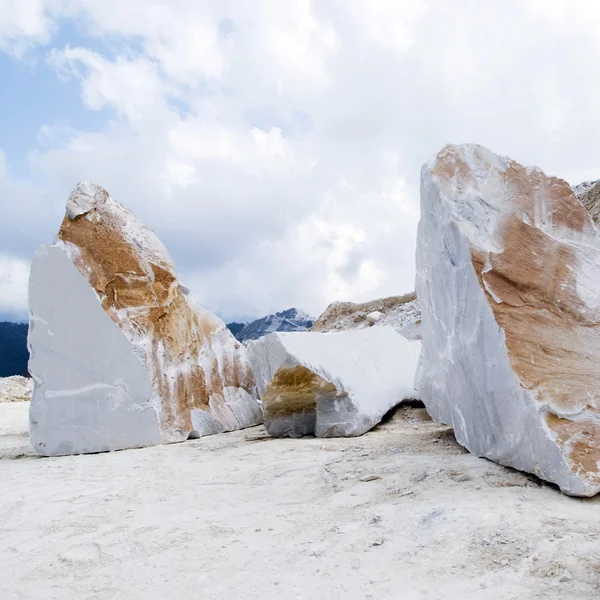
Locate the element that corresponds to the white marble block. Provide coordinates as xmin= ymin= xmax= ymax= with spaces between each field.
xmin=248 ymin=327 xmax=420 ymax=438
xmin=416 ymin=143 xmax=600 ymax=496
xmin=28 ymin=182 xmax=262 ymax=456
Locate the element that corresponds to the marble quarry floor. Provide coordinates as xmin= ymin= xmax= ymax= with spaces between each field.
xmin=2 ymin=402 xmax=600 ymax=599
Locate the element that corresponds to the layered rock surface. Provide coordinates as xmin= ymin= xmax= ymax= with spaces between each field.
xmin=248 ymin=327 xmax=420 ymax=438
xmin=417 ymin=143 xmax=600 ymax=496
xmin=311 ymin=293 xmax=421 ymax=340
xmin=28 ymin=182 xmax=262 ymax=456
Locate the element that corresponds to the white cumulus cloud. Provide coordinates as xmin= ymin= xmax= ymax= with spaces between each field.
xmin=0 ymin=253 xmax=29 ymax=319
xmin=0 ymin=0 xmax=57 ymax=57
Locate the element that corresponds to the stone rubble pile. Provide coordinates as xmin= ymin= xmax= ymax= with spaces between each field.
xmin=311 ymin=293 xmax=421 ymax=340
xmin=0 ymin=376 xmax=33 ymax=403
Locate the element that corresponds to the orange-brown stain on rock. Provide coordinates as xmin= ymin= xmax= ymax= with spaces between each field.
xmin=210 ymin=356 xmax=225 ymax=399
xmin=469 ymin=191 xmax=600 ymax=415
xmin=502 ymin=162 xmax=591 ymax=235
xmin=262 ymin=365 xmax=338 ymax=420
xmin=438 ymin=146 xmax=600 ymax=480
xmin=59 ymin=190 xmax=252 ymax=439
xmin=431 ymin=146 xmax=474 ymax=191
xmin=546 ymin=415 xmax=600 ymax=477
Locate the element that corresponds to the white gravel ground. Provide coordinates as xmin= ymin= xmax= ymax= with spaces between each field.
xmin=2 ymin=401 xmax=600 ymax=599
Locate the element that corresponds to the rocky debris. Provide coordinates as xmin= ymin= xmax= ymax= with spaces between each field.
xmin=366 ymin=311 xmax=383 ymax=325
xmin=417 ymin=143 xmax=600 ymax=497
xmin=571 ymin=179 xmax=599 ymax=200
xmin=0 ymin=376 xmax=33 ymax=402
xmin=411 ymin=471 xmax=428 ymax=483
xmin=450 ymin=471 xmax=472 ymax=483
xmin=573 ymin=179 xmax=600 ymax=225
xmin=229 ymin=308 xmax=314 ymax=342
xmin=311 ymin=293 xmax=421 ymax=340
xmin=359 ymin=474 xmax=382 ymax=482
xmin=248 ymin=327 xmax=420 ymax=438
xmin=28 ymin=181 xmax=262 ymax=456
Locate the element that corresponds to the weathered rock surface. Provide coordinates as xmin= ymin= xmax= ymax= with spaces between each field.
xmin=0 ymin=376 xmax=33 ymax=403
xmin=573 ymin=179 xmax=600 ymax=226
xmin=248 ymin=327 xmax=420 ymax=438
xmin=311 ymin=293 xmax=421 ymax=340
xmin=572 ymin=179 xmax=599 ymax=201
xmin=417 ymin=143 xmax=600 ymax=496
xmin=28 ymin=182 xmax=262 ymax=456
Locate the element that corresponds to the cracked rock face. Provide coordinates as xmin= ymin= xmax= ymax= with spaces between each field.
xmin=28 ymin=182 xmax=262 ymax=456
xmin=416 ymin=143 xmax=600 ymax=496
xmin=248 ymin=327 xmax=420 ymax=438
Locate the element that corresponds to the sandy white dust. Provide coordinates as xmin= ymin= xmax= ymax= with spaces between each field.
xmin=2 ymin=402 xmax=600 ymax=599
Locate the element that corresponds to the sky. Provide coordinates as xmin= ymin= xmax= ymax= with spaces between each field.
xmin=1 ymin=1 xmax=600 ymax=323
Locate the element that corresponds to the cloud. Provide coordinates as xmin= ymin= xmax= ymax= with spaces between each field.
xmin=3 ymin=1 xmax=600 ymax=321
xmin=47 ymin=47 xmax=169 ymax=120
xmin=0 ymin=149 xmax=61 ymax=260
xmin=0 ymin=0 xmax=56 ymax=58
xmin=0 ymin=253 xmax=29 ymax=320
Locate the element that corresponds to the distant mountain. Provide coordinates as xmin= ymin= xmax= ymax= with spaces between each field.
xmin=227 ymin=308 xmax=314 ymax=342
xmin=226 ymin=322 xmax=246 ymax=338
xmin=0 ymin=322 xmax=29 ymax=377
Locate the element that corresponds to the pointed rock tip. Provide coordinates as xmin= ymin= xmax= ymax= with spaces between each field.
xmin=433 ymin=142 xmax=496 ymax=159
xmin=65 ymin=181 xmax=109 ymax=220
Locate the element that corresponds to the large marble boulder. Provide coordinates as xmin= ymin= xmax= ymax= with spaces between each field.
xmin=417 ymin=143 xmax=600 ymax=496
xmin=248 ymin=327 xmax=420 ymax=437
xmin=28 ymin=182 xmax=262 ymax=456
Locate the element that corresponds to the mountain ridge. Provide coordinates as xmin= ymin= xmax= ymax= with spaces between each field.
xmin=227 ymin=308 xmax=314 ymax=342
xmin=0 ymin=322 xmax=29 ymax=377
